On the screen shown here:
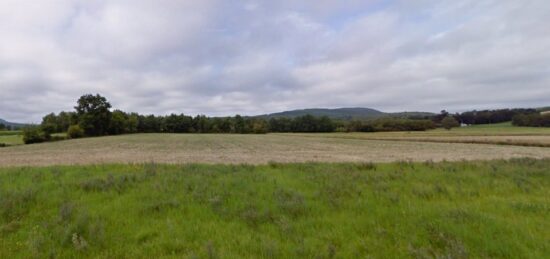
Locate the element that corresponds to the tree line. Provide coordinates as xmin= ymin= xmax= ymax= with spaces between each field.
xmin=452 ymin=108 xmax=538 ymax=125
xmin=22 ymin=94 xmax=440 ymax=144
xmin=512 ymin=113 xmax=550 ymax=127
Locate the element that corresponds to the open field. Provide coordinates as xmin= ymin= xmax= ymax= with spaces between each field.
xmin=1 ymin=133 xmax=550 ymax=167
xmin=0 ymin=159 xmax=548 ymax=258
xmin=299 ymin=123 xmax=550 ymax=147
xmin=0 ymin=132 xmax=65 ymax=147
xmin=0 ymin=134 xmax=23 ymax=146
xmin=312 ymin=134 xmax=550 ymax=147
xmin=0 ymin=131 xmax=22 ymax=136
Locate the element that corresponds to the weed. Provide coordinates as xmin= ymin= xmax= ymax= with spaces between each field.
xmin=71 ymin=233 xmax=88 ymax=250
xmin=426 ymin=224 xmax=468 ymax=259
xmin=274 ymin=188 xmax=307 ymax=218
xmin=135 ymin=231 xmax=159 ymax=244
xmin=144 ymin=162 xmax=158 ymax=177
xmin=144 ymin=199 xmax=180 ymax=213
xmin=357 ymin=162 xmax=377 ymax=171
xmin=59 ymin=202 xmax=74 ymax=223
xmin=0 ymin=188 xmax=37 ymax=221
xmin=78 ymin=174 xmax=137 ymax=193
xmin=205 ymin=241 xmax=218 ymax=259
xmin=240 ymin=205 xmax=274 ymax=227
xmin=0 ymin=220 xmax=21 ymax=234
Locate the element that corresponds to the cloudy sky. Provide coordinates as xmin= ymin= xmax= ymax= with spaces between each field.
xmin=1 ymin=0 xmax=549 ymax=122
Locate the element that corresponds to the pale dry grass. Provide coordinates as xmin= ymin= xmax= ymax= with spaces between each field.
xmin=295 ymin=125 xmax=550 ymax=147
xmin=1 ymin=133 xmax=550 ymax=167
xmin=311 ymin=134 xmax=550 ymax=147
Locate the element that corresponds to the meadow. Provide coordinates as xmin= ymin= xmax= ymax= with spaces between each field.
xmin=0 ymin=131 xmax=23 ymax=146
xmin=0 ymin=159 xmax=548 ymax=258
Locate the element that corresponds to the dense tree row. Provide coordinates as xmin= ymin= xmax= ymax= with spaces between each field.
xmin=31 ymin=94 xmax=548 ymax=144
xmin=268 ymin=115 xmax=335 ymax=132
xmin=345 ymin=118 xmax=436 ymax=132
xmin=42 ymin=110 xmax=337 ymax=136
xmin=29 ymin=94 xmax=444 ymax=144
xmin=37 ymin=94 xmax=338 ymax=140
xmin=454 ymin=109 xmax=537 ymax=125
xmin=512 ymin=113 xmax=550 ymax=127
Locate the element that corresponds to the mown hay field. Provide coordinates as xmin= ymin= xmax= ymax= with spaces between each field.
xmin=294 ymin=123 xmax=550 ymax=147
xmin=1 ymin=133 xmax=550 ymax=167
xmin=311 ymin=134 xmax=550 ymax=147
xmin=0 ymin=159 xmax=548 ymax=258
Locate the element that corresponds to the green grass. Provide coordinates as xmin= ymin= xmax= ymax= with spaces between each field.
xmin=0 ymin=159 xmax=548 ymax=258
xmin=294 ymin=122 xmax=550 ymax=140
xmin=0 ymin=134 xmax=23 ymax=146
xmin=338 ymin=122 xmax=550 ymax=137
xmin=0 ymin=133 xmax=68 ymax=147
xmin=292 ymin=123 xmax=550 ymax=147
xmin=438 ymin=122 xmax=550 ymax=135
xmin=0 ymin=131 xmax=22 ymax=136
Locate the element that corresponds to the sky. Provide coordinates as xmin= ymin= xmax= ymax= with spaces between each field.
xmin=1 ymin=0 xmax=549 ymax=123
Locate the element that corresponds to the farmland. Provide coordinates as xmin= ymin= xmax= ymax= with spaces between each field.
xmin=1 ymin=159 xmax=549 ymax=258
xmin=1 ymin=125 xmax=549 ymax=258
xmin=0 ymin=131 xmax=23 ymax=146
xmin=1 ymin=133 xmax=550 ymax=167
xmin=302 ymin=123 xmax=550 ymax=147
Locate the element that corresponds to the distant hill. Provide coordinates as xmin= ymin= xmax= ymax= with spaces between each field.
xmin=257 ymin=108 xmax=435 ymax=120
xmin=0 ymin=118 xmax=28 ymax=129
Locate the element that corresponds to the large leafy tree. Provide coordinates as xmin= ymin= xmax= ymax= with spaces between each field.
xmin=75 ymin=94 xmax=112 ymax=136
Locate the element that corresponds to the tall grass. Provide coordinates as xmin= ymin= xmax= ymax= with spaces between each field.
xmin=0 ymin=159 xmax=548 ymax=258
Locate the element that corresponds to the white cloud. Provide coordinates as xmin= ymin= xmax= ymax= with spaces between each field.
xmin=0 ymin=0 xmax=549 ymax=122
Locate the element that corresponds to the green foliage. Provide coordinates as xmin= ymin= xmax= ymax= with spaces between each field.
xmin=346 ymin=118 xmax=436 ymax=132
xmin=41 ymin=122 xmax=57 ymax=136
xmin=109 ymin=110 xmax=130 ymax=135
xmin=75 ymin=94 xmax=112 ymax=136
xmin=251 ymin=119 xmax=269 ymax=134
xmin=34 ymin=94 xmax=546 ymax=142
xmin=268 ymin=115 xmax=335 ymax=132
xmin=67 ymin=125 xmax=85 ymax=139
xmin=456 ymin=108 xmax=537 ymax=125
xmin=41 ymin=111 xmax=77 ymax=133
xmin=442 ymin=116 xmax=460 ymax=130
xmin=512 ymin=113 xmax=550 ymax=127
xmin=0 ymin=159 xmax=548 ymax=258
xmin=22 ymin=126 xmax=50 ymax=144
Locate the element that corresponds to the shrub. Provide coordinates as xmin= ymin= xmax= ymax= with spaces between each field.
xmin=22 ymin=127 xmax=49 ymax=144
xmin=67 ymin=125 xmax=85 ymax=139
xmin=441 ymin=116 xmax=460 ymax=130
xmin=41 ymin=122 xmax=57 ymax=136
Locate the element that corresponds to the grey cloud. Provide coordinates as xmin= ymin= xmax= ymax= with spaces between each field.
xmin=0 ymin=0 xmax=549 ymax=122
